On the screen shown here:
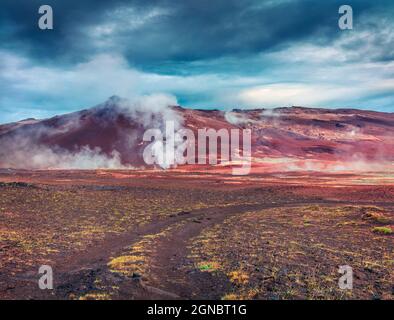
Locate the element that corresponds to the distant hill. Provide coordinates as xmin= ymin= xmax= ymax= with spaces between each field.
xmin=0 ymin=96 xmax=393 ymax=171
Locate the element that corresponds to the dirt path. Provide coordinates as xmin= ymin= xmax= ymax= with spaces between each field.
xmin=6 ymin=200 xmax=394 ymax=299
xmin=131 ymin=200 xmax=394 ymax=299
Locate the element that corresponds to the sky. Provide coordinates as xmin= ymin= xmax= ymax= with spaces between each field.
xmin=0 ymin=0 xmax=393 ymax=123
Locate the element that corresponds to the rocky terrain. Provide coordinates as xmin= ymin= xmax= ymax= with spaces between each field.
xmin=0 ymin=96 xmax=393 ymax=172
xmin=0 ymin=98 xmax=392 ymax=300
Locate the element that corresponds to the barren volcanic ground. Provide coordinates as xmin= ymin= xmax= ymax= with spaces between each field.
xmin=0 ymin=169 xmax=392 ymax=300
xmin=1 ymin=98 xmax=394 ymax=171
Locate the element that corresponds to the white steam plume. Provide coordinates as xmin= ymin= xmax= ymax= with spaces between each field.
xmin=0 ymin=94 xmax=181 ymax=170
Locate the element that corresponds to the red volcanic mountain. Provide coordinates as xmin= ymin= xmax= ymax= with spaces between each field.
xmin=0 ymin=96 xmax=393 ymax=171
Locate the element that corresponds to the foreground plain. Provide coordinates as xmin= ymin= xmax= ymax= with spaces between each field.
xmin=0 ymin=169 xmax=393 ymax=300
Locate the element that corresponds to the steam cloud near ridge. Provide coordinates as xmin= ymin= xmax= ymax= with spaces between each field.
xmin=0 ymin=94 xmax=181 ymax=169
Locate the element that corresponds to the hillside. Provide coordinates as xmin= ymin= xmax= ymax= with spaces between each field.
xmin=0 ymin=96 xmax=393 ymax=171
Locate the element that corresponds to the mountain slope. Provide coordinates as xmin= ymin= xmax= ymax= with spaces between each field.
xmin=0 ymin=97 xmax=393 ymax=171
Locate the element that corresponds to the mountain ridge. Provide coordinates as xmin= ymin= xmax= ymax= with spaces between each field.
xmin=0 ymin=97 xmax=393 ymax=171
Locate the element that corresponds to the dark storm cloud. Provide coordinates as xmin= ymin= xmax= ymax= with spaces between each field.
xmin=1 ymin=0 xmax=132 ymax=64
xmin=1 ymin=0 xmax=388 ymax=67
xmin=1 ymin=0 xmax=393 ymax=121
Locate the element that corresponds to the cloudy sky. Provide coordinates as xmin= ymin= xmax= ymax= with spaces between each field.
xmin=0 ymin=0 xmax=393 ymax=123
